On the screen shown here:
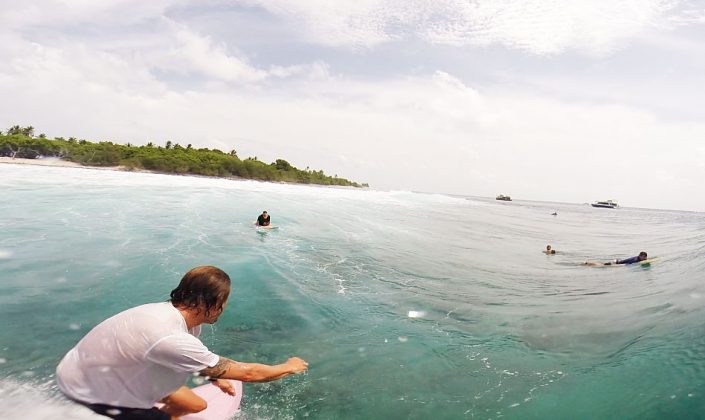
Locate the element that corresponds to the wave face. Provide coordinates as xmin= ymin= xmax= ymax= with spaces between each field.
xmin=2 ymin=164 xmax=704 ymax=419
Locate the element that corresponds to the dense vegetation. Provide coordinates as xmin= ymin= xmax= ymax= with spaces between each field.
xmin=0 ymin=125 xmax=367 ymax=187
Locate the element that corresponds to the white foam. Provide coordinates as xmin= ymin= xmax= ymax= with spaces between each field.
xmin=0 ymin=379 xmax=101 ymax=420
xmin=0 ymin=163 xmax=469 ymax=207
xmin=0 ymin=249 xmax=12 ymax=259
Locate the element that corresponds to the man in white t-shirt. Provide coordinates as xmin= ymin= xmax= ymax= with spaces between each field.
xmin=56 ymin=266 xmax=308 ymax=419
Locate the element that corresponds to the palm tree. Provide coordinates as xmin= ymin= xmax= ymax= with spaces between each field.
xmin=7 ymin=125 xmax=22 ymax=135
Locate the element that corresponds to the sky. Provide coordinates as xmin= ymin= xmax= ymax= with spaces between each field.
xmin=1 ymin=0 xmax=705 ymax=211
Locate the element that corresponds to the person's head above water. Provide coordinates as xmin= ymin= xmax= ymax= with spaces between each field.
xmin=170 ymin=265 xmax=231 ymax=322
xmin=638 ymin=251 xmax=648 ymax=261
xmin=546 ymin=245 xmax=552 ymax=251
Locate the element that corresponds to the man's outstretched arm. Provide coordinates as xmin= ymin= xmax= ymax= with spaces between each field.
xmin=200 ymin=356 xmax=308 ymax=382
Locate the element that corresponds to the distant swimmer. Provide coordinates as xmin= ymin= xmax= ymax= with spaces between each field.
xmin=255 ymin=210 xmax=271 ymax=226
xmin=543 ymin=245 xmax=556 ymax=254
xmin=551 ymin=212 xmax=558 ymax=216
xmin=583 ymin=251 xmax=648 ymax=266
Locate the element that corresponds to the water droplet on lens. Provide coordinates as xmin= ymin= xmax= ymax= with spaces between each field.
xmin=407 ymin=310 xmax=424 ymax=318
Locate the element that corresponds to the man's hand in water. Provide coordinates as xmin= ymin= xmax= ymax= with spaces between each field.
xmin=212 ymin=378 xmax=236 ymax=396
xmin=287 ymin=357 xmax=309 ymax=374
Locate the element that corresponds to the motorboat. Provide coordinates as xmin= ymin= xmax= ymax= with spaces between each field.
xmin=496 ymin=194 xmax=512 ymax=201
xmin=591 ymin=200 xmax=618 ymax=209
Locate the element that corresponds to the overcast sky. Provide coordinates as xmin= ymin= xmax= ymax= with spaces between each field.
xmin=2 ymin=0 xmax=705 ymax=211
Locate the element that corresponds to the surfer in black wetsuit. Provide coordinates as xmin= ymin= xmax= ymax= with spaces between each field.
xmin=583 ymin=251 xmax=647 ymax=266
xmin=256 ymin=211 xmax=271 ymax=226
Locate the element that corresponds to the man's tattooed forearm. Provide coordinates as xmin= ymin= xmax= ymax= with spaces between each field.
xmin=200 ymin=357 xmax=233 ymax=378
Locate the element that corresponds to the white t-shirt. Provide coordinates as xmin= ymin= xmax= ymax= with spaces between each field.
xmin=56 ymin=302 xmax=220 ymax=409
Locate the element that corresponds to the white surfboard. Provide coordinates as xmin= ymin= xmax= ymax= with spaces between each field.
xmin=255 ymin=224 xmax=279 ymax=233
xmin=182 ymin=380 xmax=243 ymax=420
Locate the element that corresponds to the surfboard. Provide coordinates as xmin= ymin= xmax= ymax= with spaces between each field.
xmin=182 ymin=380 xmax=243 ymax=420
xmin=255 ymin=224 xmax=278 ymax=233
xmin=633 ymin=258 xmax=657 ymax=267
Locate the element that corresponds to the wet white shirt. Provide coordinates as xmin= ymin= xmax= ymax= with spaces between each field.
xmin=56 ymin=302 xmax=219 ymax=409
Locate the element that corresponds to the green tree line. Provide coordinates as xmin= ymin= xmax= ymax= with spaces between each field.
xmin=0 ymin=126 xmax=368 ymax=187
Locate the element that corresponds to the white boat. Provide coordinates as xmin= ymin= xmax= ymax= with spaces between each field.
xmin=591 ymin=200 xmax=618 ymax=209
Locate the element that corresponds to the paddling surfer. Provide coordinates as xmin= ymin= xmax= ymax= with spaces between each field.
xmin=255 ymin=210 xmax=271 ymax=227
xmin=583 ymin=251 xmax=648 ymax=266
xmin=56 ymin=266 xmax=308 ymax=419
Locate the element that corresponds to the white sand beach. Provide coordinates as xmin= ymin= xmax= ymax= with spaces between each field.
xmin=0 ymin=156 xmax=84 ymax=168
xmin=0 ymin=157 xmax=140 ymax=173
xmin=0 ymin=157 xmax=363 ymax=189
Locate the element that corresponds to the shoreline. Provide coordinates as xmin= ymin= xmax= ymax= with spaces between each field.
xmin=0 ymin=157 xmax=366 ymax=190
xmin=1 ymin=156 xmax=86 ymax=169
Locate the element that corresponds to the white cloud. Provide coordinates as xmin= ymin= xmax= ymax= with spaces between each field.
xmin=239 ymin=0 xmax=400 ymax=48
xmin=420 ymin=0 xmax=673 ymax=55
xmin=0 ymin=1 xmax=326 ymax=86
xmin=155 ymin=25 xmax=269 ymax=83
xmin=0 ymin=0 xmax=178 ymax=30
xmin=239 ymin=0 xmax=703 ymax=54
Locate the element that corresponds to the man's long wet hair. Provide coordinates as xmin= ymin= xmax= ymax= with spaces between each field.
xmin=170 ymin=266 xmax=231 ymax=316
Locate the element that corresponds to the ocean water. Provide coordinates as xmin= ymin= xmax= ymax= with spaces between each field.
xmin=1 ymin=163 xmax=704 ymax=420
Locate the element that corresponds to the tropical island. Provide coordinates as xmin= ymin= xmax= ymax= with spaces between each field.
xmin=0 ymin=125 xmax=367 ymax=187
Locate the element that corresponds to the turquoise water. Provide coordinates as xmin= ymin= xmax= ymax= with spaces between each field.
xmin=1 ymin=163 xmax=704 ymax=420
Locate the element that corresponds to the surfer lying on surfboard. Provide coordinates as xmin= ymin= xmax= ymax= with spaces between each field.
xmin=56 ymin=266 xmax=308 ymax=420
xmin=255 ymin=210 xmax=271 ymax=226
xmin=583 ymin=251 xmax=648 ymax=266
